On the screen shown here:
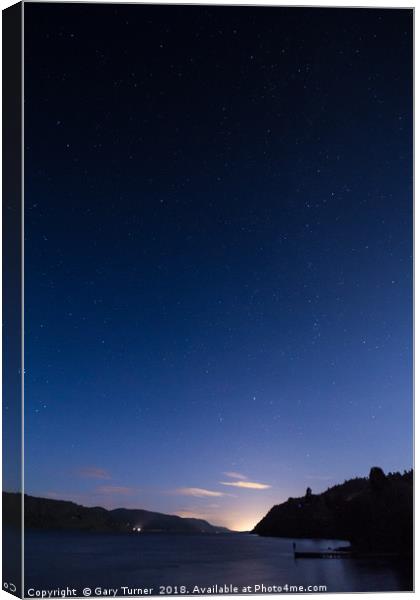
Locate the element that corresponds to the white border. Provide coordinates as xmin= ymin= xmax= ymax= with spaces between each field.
xmin=21 ymin=1 xmax=25 ymax=596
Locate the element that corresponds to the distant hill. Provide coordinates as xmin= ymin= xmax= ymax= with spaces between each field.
xmin=253 ymin=467 xmax=413 ymax=555
xmin=3 ymin=493 xmax=230 ymax=534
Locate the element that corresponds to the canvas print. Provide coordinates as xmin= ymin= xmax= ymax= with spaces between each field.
xmin=2 ymin=2 xmax=413 ymax=596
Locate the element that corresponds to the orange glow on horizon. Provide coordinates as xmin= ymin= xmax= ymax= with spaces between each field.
xmin=174 ymin=508 xmax=263 ymax=532
xmin=229 ymin=519 xmax=259 ymax=532
xmin=225 ymin=512 xmax=264 ymax=532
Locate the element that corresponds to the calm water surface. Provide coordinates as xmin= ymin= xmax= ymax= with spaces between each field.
xmin=24 ymin=531 xmax=412 ymax=594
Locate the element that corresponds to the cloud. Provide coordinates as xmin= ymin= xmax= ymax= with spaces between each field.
xmin=77 ymin=467 xmax=111 ymax=480
xmin=219 ymin=481 xmax=271 ymax=490
xmin=174 ymin=487 xmax=227 ymax=498
xmin=43 ymin=491 xmax=93 ymax=504
xmin=175 ymin=503 xmax=222 ymax=520
xmin=223 ymin=471 xmax=247 ymax=480
xmin=175 ymin=510 xmax=207 ymax=519
xmin=96 ymin=486 xmax=135 ymax=495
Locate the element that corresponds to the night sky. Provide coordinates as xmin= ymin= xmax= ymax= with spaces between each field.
xmin=22 ymin=4 xmax=412 ymax=531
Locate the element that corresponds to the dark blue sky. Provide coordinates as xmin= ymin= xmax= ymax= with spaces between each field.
xmin=22 ymin=4 xmax=412 ymax=530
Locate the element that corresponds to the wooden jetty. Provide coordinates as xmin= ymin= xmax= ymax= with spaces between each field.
xmin=293 ymin=548 xmax=400 ymax=559
xmin=294 ymin=550 xmax=352 ymax=559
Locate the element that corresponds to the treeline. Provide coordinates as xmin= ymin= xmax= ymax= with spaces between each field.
xmin=253 ymin=467 xmax=413 ymax=556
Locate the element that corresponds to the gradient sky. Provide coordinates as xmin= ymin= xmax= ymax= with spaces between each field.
xmin=22 ymin=4 xmax=412 ymax=531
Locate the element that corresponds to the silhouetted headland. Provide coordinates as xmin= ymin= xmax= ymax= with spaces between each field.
xmin=253 ymin=467 xmax=413 ymax=557
xmin=3 ymin=493 xmax=230 ymax=534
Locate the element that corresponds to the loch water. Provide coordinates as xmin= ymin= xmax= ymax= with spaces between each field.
xmin=23 ymin=531 xmax=412 ymax=595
